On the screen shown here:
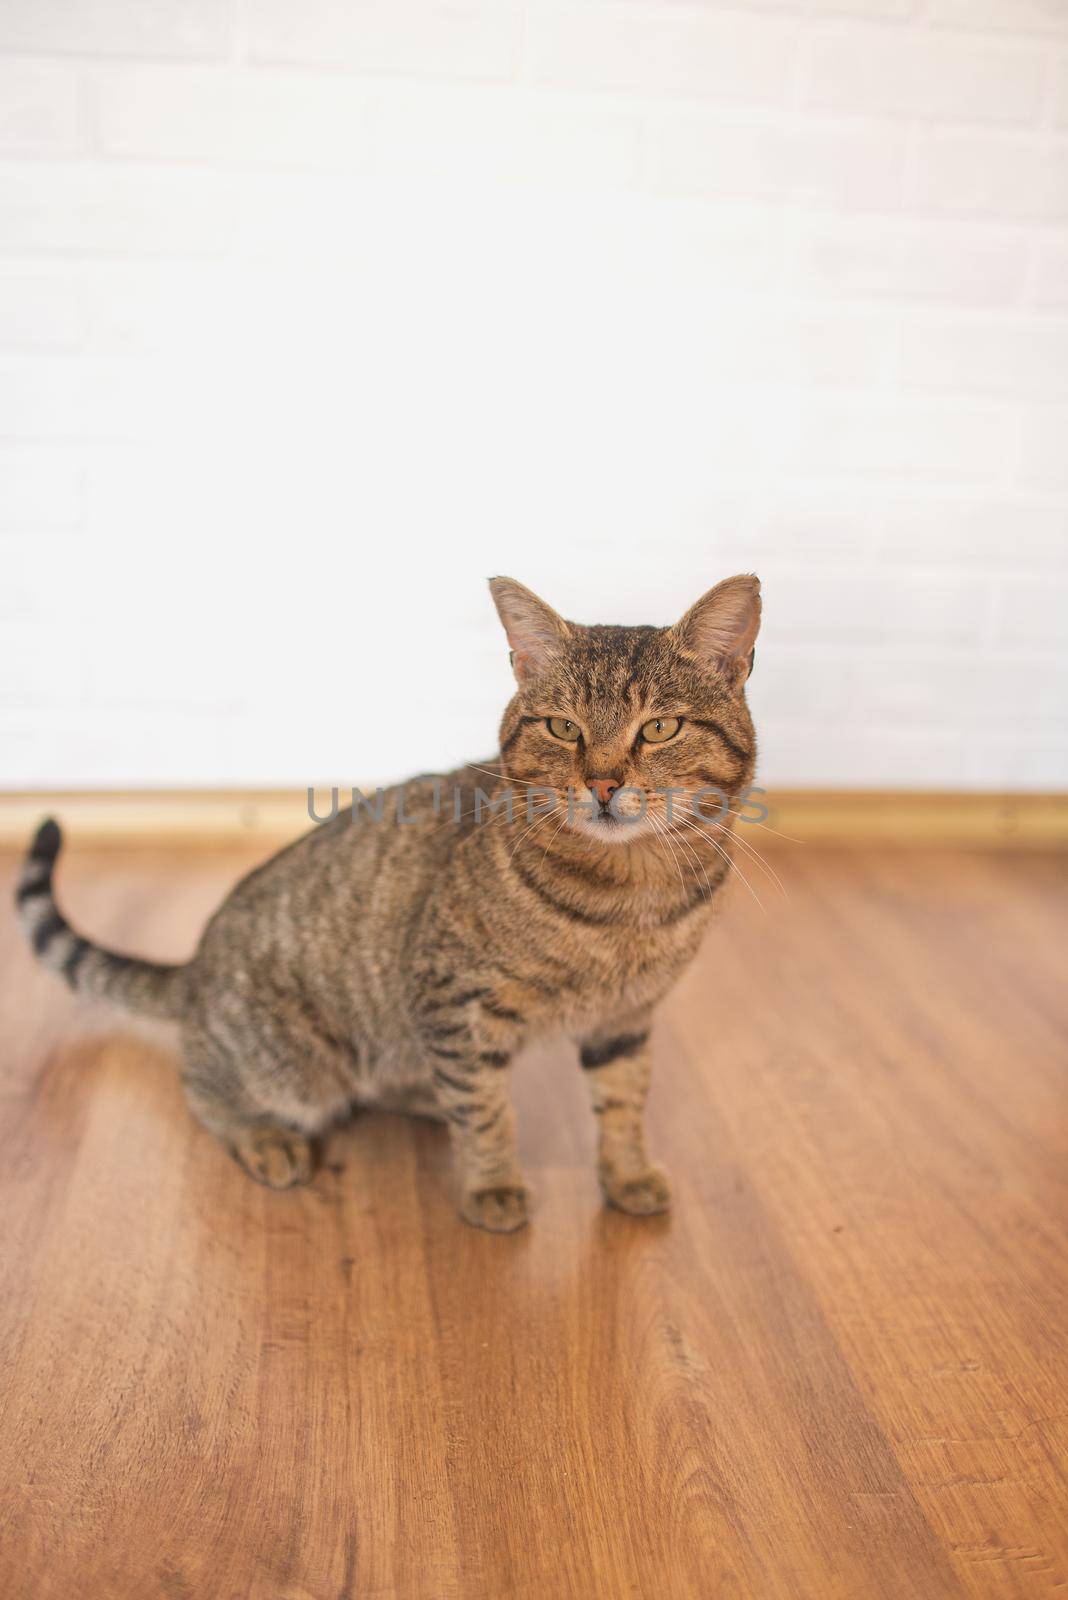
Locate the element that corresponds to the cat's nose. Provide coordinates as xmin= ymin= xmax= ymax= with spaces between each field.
xmin=589 ymin=777 xmax=621 ymax=807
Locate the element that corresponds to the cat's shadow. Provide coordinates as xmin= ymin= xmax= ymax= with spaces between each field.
xmin=32 ymin=1027 xmax=671 ymax=1297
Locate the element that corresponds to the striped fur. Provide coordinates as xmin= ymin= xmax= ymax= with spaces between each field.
xmin=16 ymin=819 xmax=184 ymax=1019
xmin=17 ymin=575 xmax=760 ymax=1231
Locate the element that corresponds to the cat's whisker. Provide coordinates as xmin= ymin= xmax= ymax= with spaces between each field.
xmin=539 ymin=811 xmax=573 ymax=865
xmin=677 ymin=817 xmax=762 ymax=906
xmin=424 ymin=800 xmax=522 ymax=835
xmin=674 ymin=799 xmax=792 ymax=899
xmin=646 ymin=813 xmax=675 ymax=879
xmin=648 ymin=813 xmax=688 ymax=894
xmin=691 ymin=813 xmax=790 ymax=901
xmin=709 ymin=823 xmax=789 ymax=901
xmin=508 ymin=803 xmax=562 ymax=860
xmin=658 ymin=815 xmax=716 ymax=903
xmin=727 ymin=811 xmax=806 ymax=846
xmin=453 ymin=805 xmax=548 ymax=864
xmin=467 ymin=762 xmax=558 ymax=793
xmin=423 ymin=784 xmax=568 ymax=835
xmin=672 ymin=792 xmax=797 ymax=888
xmin=679 ymin=828 xmax=724 ymax=905
xmin=672 ymin=791 xmax=804 ymax=848
xmin=436 ymin=792 xmax=567 ymax=863
xmin=671 ymin=812 xmax=766 ymax=915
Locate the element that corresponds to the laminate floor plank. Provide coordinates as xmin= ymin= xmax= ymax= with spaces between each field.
xmin=1 ymin=844 xmax=1064 ymax=1598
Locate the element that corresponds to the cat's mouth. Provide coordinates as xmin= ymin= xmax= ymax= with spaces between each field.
xmin=572 ymin=808 xmax=656 ymax=847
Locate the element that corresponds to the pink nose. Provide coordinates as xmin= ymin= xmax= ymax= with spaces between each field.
xmin=590 ymin=778 xmax=621 ymax=807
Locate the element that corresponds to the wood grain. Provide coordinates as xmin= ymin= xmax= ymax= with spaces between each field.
xmin=1 ymin=843 xmax=1066 ymax=1598
xmin=0 ymin=788 xmax=1066 ymax=849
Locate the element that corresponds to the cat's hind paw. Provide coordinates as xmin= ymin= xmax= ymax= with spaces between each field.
xmin=233 ymin=1125 xmax=315 ymax=1189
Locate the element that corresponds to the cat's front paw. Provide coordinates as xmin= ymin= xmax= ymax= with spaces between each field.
xmin=460 ymin=1183 xmax=529 ymax=1233
xmin=600 ymin=1162 xmax=672 ymax=1216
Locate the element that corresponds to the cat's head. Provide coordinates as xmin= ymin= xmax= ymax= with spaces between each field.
xmin=489 ymin=576 xmax=760 ymax=846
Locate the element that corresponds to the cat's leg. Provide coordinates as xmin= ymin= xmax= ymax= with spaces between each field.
xmin=413 ymin=1030 xmax=524 ymax=1231
xmin=433 ymin=1054 xmax=526 ymax=1231
xmin=179 ymin=1030 xmax=331 ymax=1190
xmin=576 ymin=1012 xmax=671 ymax=1215
xmin=411 ymin=969 xmax=529 ymax=1230
xmin=184 ymin=1076 xmax=317 ymax=1189
xmin=230 ymin=1120 xmax=316 ymax=1189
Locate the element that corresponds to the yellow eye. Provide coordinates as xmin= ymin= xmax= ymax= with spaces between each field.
xmin=547 ymin=717 xmax=581 ymax=742
xmin=641 ymin=716 xmax=681 ymax=744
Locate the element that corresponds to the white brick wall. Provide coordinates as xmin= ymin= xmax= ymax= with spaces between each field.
xmin=1 ymin=0 xmax=1066 ymax=791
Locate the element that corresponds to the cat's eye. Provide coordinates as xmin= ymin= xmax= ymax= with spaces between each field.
xmin=547 ymin=717 xmax=581 ymax=742
xmin=641 ymin=716 xmax=682 ymax=744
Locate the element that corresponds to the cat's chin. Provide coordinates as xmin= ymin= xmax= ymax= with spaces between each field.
xmin=572 ymin=815 xmax=654 ymax=848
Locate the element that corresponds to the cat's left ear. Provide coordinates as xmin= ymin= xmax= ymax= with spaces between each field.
xmin=672 ymin=574 xmax=761 ymax=689
xmin=489 ymin=577 xmax=571 ymax=685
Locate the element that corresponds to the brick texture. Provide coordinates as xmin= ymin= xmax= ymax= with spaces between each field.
xmin=0 ymin=0 xmax=1065 ymax=790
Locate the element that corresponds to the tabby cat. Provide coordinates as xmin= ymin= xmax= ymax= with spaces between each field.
xmin=17 ymin=575 xmax=760 ymax=1231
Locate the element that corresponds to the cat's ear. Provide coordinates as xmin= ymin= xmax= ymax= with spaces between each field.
xmin=673 ymin=574 xmax=761 ymax=686
xmin=488 ymin=577 xmax=571 ymax=684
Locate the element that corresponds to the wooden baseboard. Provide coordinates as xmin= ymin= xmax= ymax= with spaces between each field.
xmin=0 ymin=790 xmax=308 ymax=849
xmin=762 ymin=789 xmax=1068 ymax=849
xmin=0 ymin=788 xmax=1066 ymax=850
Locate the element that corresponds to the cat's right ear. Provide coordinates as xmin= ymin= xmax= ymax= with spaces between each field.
xmin=488 ymin=578 xmax=570 ymax=685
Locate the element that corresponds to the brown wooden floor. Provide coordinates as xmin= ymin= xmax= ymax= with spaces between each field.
xmin=2 ymin=843 xmax=1067 ymax=1599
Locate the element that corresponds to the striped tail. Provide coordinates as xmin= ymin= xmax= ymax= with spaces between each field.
xmin=16 ymin=818 xmax=187 ymax=1020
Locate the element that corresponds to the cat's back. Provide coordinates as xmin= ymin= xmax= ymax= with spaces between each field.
xmin=194 ymin=768 xmax=479 ymax=968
